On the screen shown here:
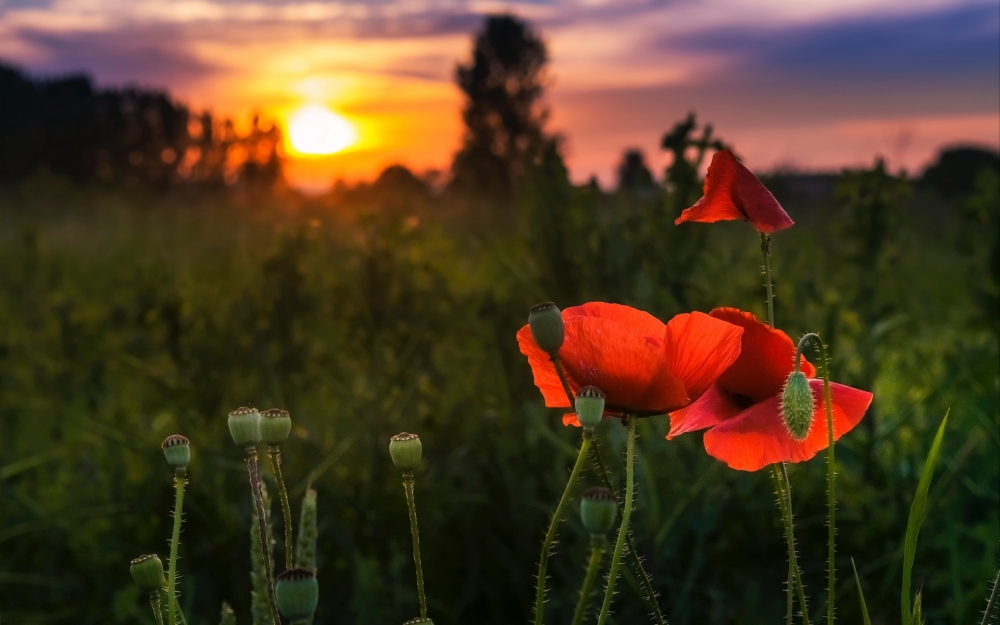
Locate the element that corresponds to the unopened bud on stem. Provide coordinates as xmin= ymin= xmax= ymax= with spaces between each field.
xmin=529 ymin=302 xmax=564 ymax=355
xmin=781 ymin=371 xmax=814 ymax=441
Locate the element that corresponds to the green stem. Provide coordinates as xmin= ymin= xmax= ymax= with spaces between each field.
xmin=571 ymin=536 xmax=605 ymax=625
xmin=795 ymin=333 xmax=836 ymax=625
xmin=982 ymin=565 xmax=1000 ymax=625
xmin=247 ymin=449 xmax=279 ymax=625
xmin=761 ymin=232 xmax=775 ymax=328
xmin=150 ymin=591 xmax=164 ymax=625
xmin=596 ymin=420 xmax=636 ymax=625
xmin=533 ymin=431 xmax=593 ymax=625
xmin=167 ymin=470 xmax=185 ymax=625
xmin=553 ymin=363 xmax=665 ymax=625
xmin=773 ymin=464 xmax=810 ymax=625
xmin=771 ymin=467 xmax=794 ymax=625
xmin=402 ymin=472 xmax=428 ymax=619
xmin=269 ymin=446 xmax=294 ymax=571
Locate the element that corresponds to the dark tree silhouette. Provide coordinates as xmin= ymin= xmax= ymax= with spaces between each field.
xmin=661 ymin=112 xmax=728 ymax=215
xmin=919 ymin=146 xmax=1000 ymax=198
xmin=450 ymin=14 xmax=549 ymax=201
xmin=617 ymin=149 xmax=655 ymax=191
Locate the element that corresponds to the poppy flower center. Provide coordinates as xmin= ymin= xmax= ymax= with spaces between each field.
xmin=730 ymin=392 xmax=756 ymax=410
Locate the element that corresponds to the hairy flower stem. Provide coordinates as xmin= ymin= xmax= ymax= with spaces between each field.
xmin=761 ymin=233 xmax=775 ymax=328
xmin=402 ymin=471 xmax=428 ymax=619
xmin=773 ymin=464 xmax=809 ymax=624
xmin=982 ymin=565 xmax=1000 ymax=625
xmin=533 ymin=430 xmax=593 ymax=625
xmin=166 ymin=469 xmax=186 ymax=625
xmin=795 ymin=334 xmax=837 ymax=625
xmin=596 ymin=420 xmax=635 ymax=625
xmin=571 ymin=536 xmax=606 ymax=625
xmin=149 ymin=591 xmax=164 ymax=625
xmin=553 ymin=361 xmax=665 ymax=625
xmin=268 ymin=446 xmax=294 ymax=571
xmin=246 ymin=449 xmax=279 ymax=625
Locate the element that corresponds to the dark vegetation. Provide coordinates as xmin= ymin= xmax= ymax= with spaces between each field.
xmin=0 ymin=13 xmax=998 ymax=625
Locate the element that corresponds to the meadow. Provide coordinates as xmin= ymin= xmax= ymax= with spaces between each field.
xmin=0 ymin=139 xmax=997 ymax=624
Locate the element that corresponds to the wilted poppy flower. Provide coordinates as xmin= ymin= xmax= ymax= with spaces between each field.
xmin=517 ymin=302 xmax=744 ymax=425
xmin=675 ymin=149 xmax=794 ymax=233
xmin=668 ymin=308 xmax=872 ymax=471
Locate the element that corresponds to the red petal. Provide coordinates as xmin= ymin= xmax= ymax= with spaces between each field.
xmin=562 ymin=412 xmax=581 ymax=427
xmin=663 ymin=311 xmax=744 ymax=402
xmin=703 ymin=380 xmax=873 ymax=471
xmin=674 ymin=150 xmax=793 ymax=233
xmin=566 ymin=302 xmax=665 ymax=337
xmin=517 ymin=324 xmax=573 ymax=409
xmin=667 ymin=384 xmax=743 ymax=439
xmin=710 ymin=308 xmax=815 ymax=402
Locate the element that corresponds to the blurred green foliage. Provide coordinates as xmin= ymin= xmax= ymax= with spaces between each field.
xmin=0 ymin=139 xmax=996 ymax=625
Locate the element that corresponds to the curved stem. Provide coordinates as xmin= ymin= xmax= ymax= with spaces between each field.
xmin=247 ymin=450 xmax=279 ymax=625
xmin=796 ymin=333 xmax=836 ymax=625
xmin=166 ymin=471 xmax=185 ymax=625
xmin=596 ymin=421 xmax=635 ymax=625
xmin=150 ymin=591 xmax=164 ymax=625
xmin=761 ymin=232 xmax=775 ymax=328
xmin=571 ymin=536 xmax=606 ymax=625
xmin=533 ymin=431 xmax=592 ymax=625
xmin=402 ymin=472 xmax=427 ymax=619
xmin=269 ymin=446 xmax=294 ymax=571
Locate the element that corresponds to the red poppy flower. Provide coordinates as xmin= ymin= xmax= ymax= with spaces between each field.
xmin=674 ymin=149 xmax=794 ymax=233
xmin=517 ymin=302 xmax=744 ymax=425
xmin=668 ymin=308 xmax=872 ymax=471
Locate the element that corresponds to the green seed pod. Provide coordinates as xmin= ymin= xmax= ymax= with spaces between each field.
xmin=161 ymin=434 xmax=190 ymax=469
xmin=130 ymin=554 xmax=164 ymax=592
xmin=528 ymin=302 xmax=564 ymax=355
xmin=228 ymin=406 xmax=261 ymax=449
xmin=275 ymin=567 xmax=319 ymax=621
xmin=575 ymin=386 xmax=606 ymax=430
xmin=260 ymin=408 xmax=292 ymax=445
xmin=781 ymin=371 xmax=814 ymax=441
xmin=580 ymin=486 xmax=617 ymax=536
xmin=389 ymin=432 xmax=422 ymax=471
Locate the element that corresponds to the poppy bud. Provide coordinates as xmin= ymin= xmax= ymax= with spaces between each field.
xmin=260 ymin=408 xmax=292 ymax=445
xmin=528 ymin=302 xmax=564 ymax=355
xmin=228 ymin=407 xmax=261 ymax=449
xmin=389 ymin=432 xmax=422 ymax=471
xmin=575 ymin=386 xmax=605 ymax=430
xmin=130 ymin=554 xmax=164 ymax=592
xmin=579 ymin=486 xmax=617 ymax=536
xmin=161 ymin=434 xmax=190 ymax=470
xmin=781 ymin=371 xmax=814 ymax=441
xmin=275 ymin=567 xmax=319 ymax=621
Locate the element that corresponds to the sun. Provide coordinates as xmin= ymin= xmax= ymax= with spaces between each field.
xmin=286 ymin=104 xmax=357 ymax=156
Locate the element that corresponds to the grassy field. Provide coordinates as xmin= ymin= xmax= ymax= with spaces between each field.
xmin=0 ymin=164 xmax=997 ymax=624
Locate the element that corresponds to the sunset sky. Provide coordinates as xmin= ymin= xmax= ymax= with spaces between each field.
xmin=1 ymin=0 xmax=997 ymax=191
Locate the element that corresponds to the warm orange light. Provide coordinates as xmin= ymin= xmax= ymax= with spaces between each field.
xmin=287 ymin=104 xmax=357 ymax=155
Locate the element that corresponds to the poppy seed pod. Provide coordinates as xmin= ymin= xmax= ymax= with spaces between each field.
xmin=781 ymin=371 xmax=814 ymax=441
xmin=389 ymin=432 xmax=422 ymax=471
xmin=528 ymin=302 xmax=564 ymax=355
xmin=161 ymin=434 xmax=190 ymax=469
xmin=228 ymin=406 xmax=261 ymax=449
xmin=580 ymin=486 xmax=617 ymax=536
xmin=575 ymin=386 xmax=606 ymax=430
xmin=275 ymin=567 xmax=319 ymax=621
xmin=260 ymin=408 xmax=292 ymax=445
xmin=130 ymin=554 xmax=164 ymax=592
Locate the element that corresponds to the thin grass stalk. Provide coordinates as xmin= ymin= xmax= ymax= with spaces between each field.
xmin=571 ymin=536 xmax=606 ymax=625
xmin=596 ymin=420 xmax=636 ymax=625
xmin=402 ymin=471 xmax=428 ymax=619
xmin=851 ymin=558 xmax=872 ymax=625
xmin=268 ymin=446 xmax=294 ymax=571
xmin=533 ymin=430 xmax=593 ymax=625
xmin=167 ymin=471 xmax=186 ymax=625
xmin=246 ymin=449 xmax=279 ymax=625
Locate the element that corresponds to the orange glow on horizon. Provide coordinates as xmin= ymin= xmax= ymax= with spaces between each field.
xmin=285 ymin=104 xmax=357 ymax=156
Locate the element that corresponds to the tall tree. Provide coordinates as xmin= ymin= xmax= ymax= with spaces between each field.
xmin=451 ymin=14 xmax=549 ymax=201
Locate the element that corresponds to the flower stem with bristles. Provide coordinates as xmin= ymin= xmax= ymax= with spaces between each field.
xmin=269 ymin=446 xmax=294 ymax=571
xmin=761 ymin=233 xmax=775 ymax=328
xmin=151 ymin=591 xmax=164 ymax=625
xmin=773 ymin=464 xmax=810 ymax=624
xmin=402 ymin=471 xmax=428 ymax=619
xmin=533 ymin=430 xmax=592 ymax=625
xmin=596 ymin=419 xmax=635 ymax=625
xmin=246 ymin=448 xmax=279 ymax=625
xmin=571 ymin=536 xmax=605 ymax=625
xmin=167 ymin=469 xmax=186 ymax=625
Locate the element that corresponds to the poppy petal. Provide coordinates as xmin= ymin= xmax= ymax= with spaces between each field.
xmin=563 ymin=412 xmax=581 ymax=427
xmin=667 ymin=384 xmax=743 ymax=439
xmin=566 ymin=302 xmax=666 ymax=337
xmin=663 ymin=311 xmax=744 ymax=401
xmin=517 ymin=324 xmax=573 ymax=409
xmin=710 ymin=308 xmax=815 ymax=402
xmin=703 ymin=380 xmax=873 ymax=471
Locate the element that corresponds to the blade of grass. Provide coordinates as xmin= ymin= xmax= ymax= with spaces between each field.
xmin=902 ymin=411 xmax=949 ymax=625
xmin=851 ymin=558 xmax=872 ymax=625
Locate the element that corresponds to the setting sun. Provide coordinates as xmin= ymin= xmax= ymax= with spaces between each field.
xmin=286 ymin=104 xmax=357 ymax=156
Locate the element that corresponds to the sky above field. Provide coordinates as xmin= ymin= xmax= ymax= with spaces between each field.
xmin=1 ymin=0 xmax=998 ymax=191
